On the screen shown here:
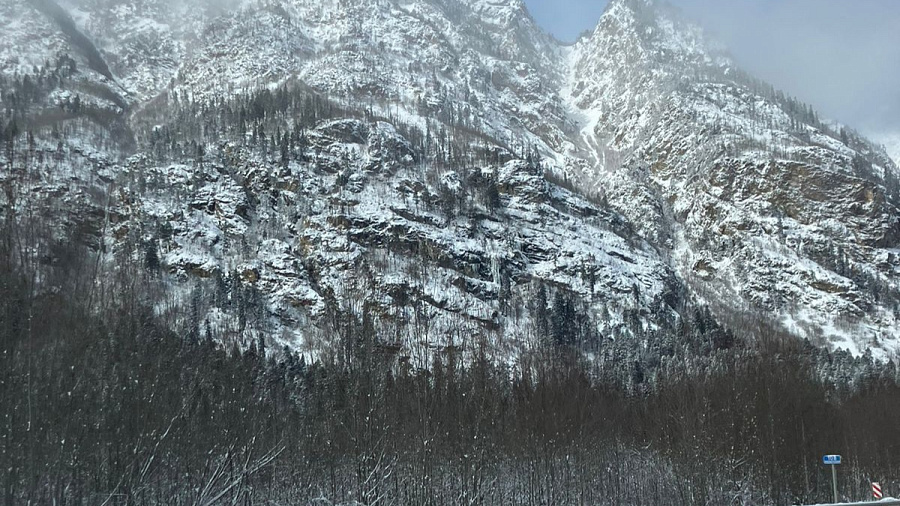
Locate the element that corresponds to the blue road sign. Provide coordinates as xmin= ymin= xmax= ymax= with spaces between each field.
xmin=823 ymin=455 xmax=842 ymax=465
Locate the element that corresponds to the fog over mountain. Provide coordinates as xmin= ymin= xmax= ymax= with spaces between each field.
xmin=526 ymin=0 xmax=900 ymax=158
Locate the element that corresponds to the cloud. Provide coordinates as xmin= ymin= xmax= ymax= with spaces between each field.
xmin=673 ymin=0 xmax=900 ymax=134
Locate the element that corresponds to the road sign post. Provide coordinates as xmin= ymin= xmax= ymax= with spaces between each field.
xmin=832 ymin=466 xmax=838 ymax=503
xmin=823 ymin=455 xmax=841 ymax=503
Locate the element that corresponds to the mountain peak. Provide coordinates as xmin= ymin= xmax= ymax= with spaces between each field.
xmin=594 ymin=0 xmax=723 ymax=57
xmin=567 ymin=0 xmax=720 ymax=110
xmin=458 ymin=0 xmax=544 ymax=34
xmin=460 ymin=0 xmax=527 ymax=10
xmin=601 ymin=0 xmax=657 ymax=24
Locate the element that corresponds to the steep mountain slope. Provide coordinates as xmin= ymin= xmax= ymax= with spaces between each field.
xmin=564 ymin=0 xmax=900 ymax=355
xmin=1 ymin=0 xmax=898 ymax=361
xmin=59 ymin=0 xmax=576 ymax=156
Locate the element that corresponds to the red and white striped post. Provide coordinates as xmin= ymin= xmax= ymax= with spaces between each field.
xmin=873 ymin=482 xmax=883 ymax=500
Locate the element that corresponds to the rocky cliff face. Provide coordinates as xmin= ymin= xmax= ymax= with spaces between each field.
xmin=564 ymin=0 xmax=900 ymax=355
xmin=1 ymin=0 xmax=898 ymax=362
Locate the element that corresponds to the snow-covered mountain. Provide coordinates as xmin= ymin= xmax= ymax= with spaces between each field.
xmin=2 ymin=0 xmax=898 ymax=362
xmin=564 ymin=0 xmax=900 ymax=355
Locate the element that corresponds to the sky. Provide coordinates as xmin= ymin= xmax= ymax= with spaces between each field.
xmin=523 ymin=0 xmax=900 ymax=137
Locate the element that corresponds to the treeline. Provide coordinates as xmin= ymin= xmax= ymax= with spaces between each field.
xmin=0 ymin=54 xmax=80 ymax=119
xmin=0 ymin=53 xmax=133 ymax=158
xmin=136 ymin=80 xmax=541 ymax=175
xmin=2 ymin=195 xmax=900 ymax=506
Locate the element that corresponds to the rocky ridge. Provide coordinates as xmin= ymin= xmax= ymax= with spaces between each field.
xmin=1 ymin=0 xmax=898 ymax=362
